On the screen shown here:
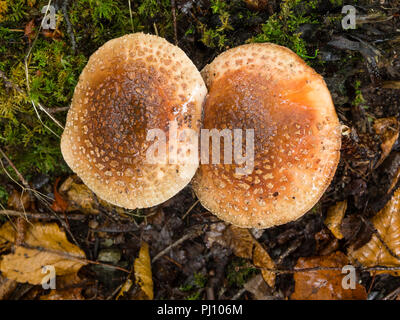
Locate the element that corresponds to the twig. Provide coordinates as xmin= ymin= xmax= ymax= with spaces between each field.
xmin=182 ymin=199 xmax=199 ymax=219
xmin=47 ymin=106 xmax=70 ymax=114
xmin=152 ymin=226 xmax=204 ymax=263
xmin=171 ymin=0 xmax=178 ymax=45
xmin=61 ymin=0 xmax=76 ymax=53
xmin=249 ymin=266 xmax=400 ymax=274
xmin=128 ymin=0 xmax=134 ymax=33
xmin=0 ymin=148 xmax=30 ymax=190
xmin=231 ymin=288 xmax=246 ymax=300
xmin=0 ymin=209 xmax=88 ymax=220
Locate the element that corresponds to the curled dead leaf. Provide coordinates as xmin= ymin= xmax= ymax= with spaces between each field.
xmin=374 ymin=117 xmax=399 ymax=168
xmin=325 ymin=200 xmax=347 ymax=239
xmin=350 ymin=188 xmax=400 ymax=276
xmin=134 ymin=242 xmax=153 ymax=300
xmin=0 ymin=222 xmax=87 ymax=285
xmin=291 ymin=251 xmax=367 ymax=300
xmin=7 ymin=189 xmax=32 ymax=211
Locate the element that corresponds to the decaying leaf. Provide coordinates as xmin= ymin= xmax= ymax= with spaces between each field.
xmin=350 ymin=188 xmax=400 ymax=276
xmin=291 ymin=251 xmax=367 ymax=300
xmin=0 ymin=222 xmax=87 ymax=285
xmin=60 ymin=177 xmax=100 ymax=214
xmin=51 ymin=177 xmax=68 ymax=213
xmin=325 ymin=200 xmax=347 ymax=239
xmin=116 ymin=278 xmax=133 ymax=300
xmin=229 ymin=226 xmax=254 ymax=259
xmin=24 ymin=19 xmax=35 ymax=42
xmin=7 ymin=189 xmax=32 ymax=211
xmin=374 ymin=117 xmax=399 ymax=168
xmin=382 ymin=81 xmax=400 ymax=89
xmin=229 ymin=226 xmax=276 ymax=287
xmin=243 ymin=274 xmax=272 ymax=300
xmin=0 ymin=275 xmax=17 ymax=300
xmin=134 ymin=242 xmax=153 ymax=300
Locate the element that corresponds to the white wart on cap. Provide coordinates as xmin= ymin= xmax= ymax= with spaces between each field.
xmin=193 ymin=43 xmax=341 ymax=229
xmin=61 ymin=33 xmax=207 ymax=209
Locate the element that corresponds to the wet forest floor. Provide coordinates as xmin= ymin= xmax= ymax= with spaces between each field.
xmin=0 ymin=0 xmax=400 ymax=300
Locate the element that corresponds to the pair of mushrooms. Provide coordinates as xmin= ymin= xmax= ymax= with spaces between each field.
xmin=61 ymin=33 xmax=341 ymax=229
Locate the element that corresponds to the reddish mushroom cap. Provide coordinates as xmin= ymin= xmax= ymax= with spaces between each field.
xmin=192 ymin=43 xmax=341 ymax=228
xmin=61 ymin=33 xmax=207 ymax=209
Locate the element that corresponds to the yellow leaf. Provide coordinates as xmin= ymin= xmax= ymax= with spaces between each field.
xmin=350 ymin=188 xmax=400 ymax=275
xmin=253 ymin=242 xmax=276 ymax=287
xmin=229 ymin=226 xmax=276 ymax=287
xmin=0 ymin=222 xmax=87 ymax=285
xmin=134 ymin=242 xmax=153 ymax=300
xmin=116 ymin=278 xmax=133 ymax=300
xmin=325 ymin=200 xmax=347 ymax=239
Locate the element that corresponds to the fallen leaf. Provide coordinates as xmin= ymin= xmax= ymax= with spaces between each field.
xmin=388 ymin=165 xmax=400 ymax=194
xmin=229 ymin=226 xmax=254 ymax=259
xmin=0 ymin=275 xmax=17 ymax=300
xmin=291 ymin=251 xmax=367 ymax=300
xmin=116 ymin=278 xmax=133 ymax=300
xmin=40 ymin=288 xmax=84 ymax=300
xmin=51 ymin=178 xmax=68 ymax=212
xmin=24 ymin=19 xmax=35 ymax=42
xmin=7 ymin=189 xmax=32 ymax=211
xmin=350 ymin=188 xmax=400 ymax=276
xmin=382 ymin=81 xmax=400 ymax=89
xmin=374 ymin=117 xmax=399 ymax=168
xmin=243 ymin=274 xmax=272 ymax=300
xmin=253 ymin=242 xmax=276 ymax=287
xmin=134 ymin=242 xmax=153 ymax=300
xmin=0 ymin=222 xmax=87 ymax=285
xmin=60 ymin=177 xmax=100 ymax=214
xmin=325 ymin=200 xmax=347 ymax=239
xmin=229 ymin=226 xmax=276 ymax=287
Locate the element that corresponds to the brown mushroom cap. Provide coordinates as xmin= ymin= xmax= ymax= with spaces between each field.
xmin=61 ymin=33 xmax=207 ymax=209
xmin=192 ymin=43 xmax=341 ymax=228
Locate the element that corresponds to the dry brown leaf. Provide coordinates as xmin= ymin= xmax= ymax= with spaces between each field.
xmin=291 ymin=251 xmax=367 ymax=300
xmin=59 ymin=177 xmax=100 ymax=214
xmin=229 ymin=226 xmax=254 ymax=259
xmin=325 ymin=200 xmax=347 ymax=239
xmin=7 ymin=189 xmax=32 ymax=211
xmin=134 ymin=242 xmax=153 ymax=300
xmin=24 ymin=19 xmax=35 ymax=41
xmin=51 ymin=177 xmax=68 ymax=213
xmin=382 ymin=81 xmax=400 ymax=89
xmin=374 ymin=117 xmax=399 ymax=168
xmin=0 ymin=275 xmax=17 ymax=300
xmin=40 ymin=288 xmax=84 ymax=300
xmin=350 ymin=188 xmax=400 ymax=276
xmin=388 ymin=166 xmax=400 ymax=194
xmin=229 ymin=226 xmax=276 ymax=287
xmin=0 ymin=222 xmax=87 ymax=285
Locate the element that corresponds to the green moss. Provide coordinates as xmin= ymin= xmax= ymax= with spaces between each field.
xmin=249 ymin=0 xmax=320 ymax=60
xmin=226 ymin=258 xmax=257 ymax=287
xmin=180 ymin=272 xmax=207 ymax=300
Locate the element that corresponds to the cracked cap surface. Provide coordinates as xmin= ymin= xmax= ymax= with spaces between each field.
xmin=61 ymin=33 xmax=207 ymax=209
xmin=192 ymin=43 xmax=341 ymax=228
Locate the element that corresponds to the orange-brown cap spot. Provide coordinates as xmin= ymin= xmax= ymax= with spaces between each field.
xmin=193 ymin=43 xmax=341 ymax=229
xmin=61 ymin=33 xmax=207 ymax=209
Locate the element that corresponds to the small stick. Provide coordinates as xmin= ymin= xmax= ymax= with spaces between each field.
xmin=152 ymin=226 xmax=203 ymax=263
xmin=61 ymin=0 xmax=76 ymax=53
xmin=171 ymin=0 xmax=178 ymax=45
xmin=0 ymin=209 xmax=88 ymax=220
xmin=182 ymin=199 xmax=199 ymax=219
